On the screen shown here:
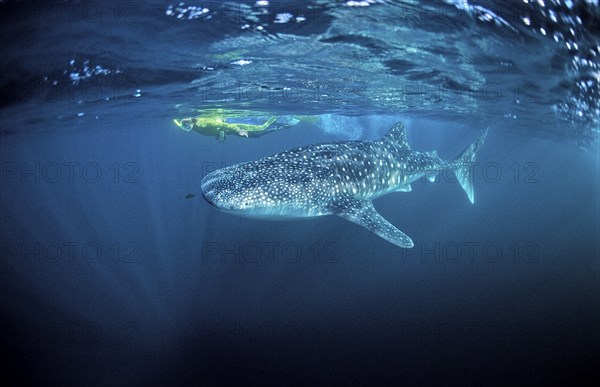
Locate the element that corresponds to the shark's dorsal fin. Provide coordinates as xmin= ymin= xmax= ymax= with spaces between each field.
xmin=330 ymin=197 xmax=414 ymax=248
xmin=383 ymin=121 xmax=410 ymax=149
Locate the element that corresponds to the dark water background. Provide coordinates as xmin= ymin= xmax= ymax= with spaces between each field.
xmin=1 ymin=0 xmax=599 ymax=385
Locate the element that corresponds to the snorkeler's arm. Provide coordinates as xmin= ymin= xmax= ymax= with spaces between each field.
xmin=260 ymin=116 xmax=279 ymax=129
xmin=226 ymin=116 xmax=279 ymax=133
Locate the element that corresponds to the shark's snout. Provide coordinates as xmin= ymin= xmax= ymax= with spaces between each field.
xmin=200 ymin=170 xmax=245 ymax=212
xmin=201 ymin=174 xmax=222 ymax=208
xmin=200 ymin=173 xmax=217 ymax=205
xmin=201 ymin=189 xmax=217 ymax=207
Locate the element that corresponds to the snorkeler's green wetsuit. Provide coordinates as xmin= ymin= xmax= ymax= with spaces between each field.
xmin=173 ymin=115 xmax=279 ymax=141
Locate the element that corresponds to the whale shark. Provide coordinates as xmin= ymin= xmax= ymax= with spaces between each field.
xmin=200 ymin=122 xmax=488 ymax=248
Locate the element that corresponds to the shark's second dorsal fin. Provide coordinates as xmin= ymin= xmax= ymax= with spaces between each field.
xmin=383 ymin=121 xmax=410 ymax=149
xmin=330 ymin=197 xmax=414 ymax=248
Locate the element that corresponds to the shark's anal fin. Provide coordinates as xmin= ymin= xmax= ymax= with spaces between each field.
xmin=331 ymin=197 xmax=414 ymax=248
xmin=426 ymin=174 xmax=437 ymax=182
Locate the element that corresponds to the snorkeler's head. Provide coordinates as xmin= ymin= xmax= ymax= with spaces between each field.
xmin=173 ymin=118 xmax=195 ymax=131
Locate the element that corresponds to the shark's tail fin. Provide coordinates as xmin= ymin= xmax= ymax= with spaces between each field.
xmin=452 ymin=128 xmax=489 ymax=204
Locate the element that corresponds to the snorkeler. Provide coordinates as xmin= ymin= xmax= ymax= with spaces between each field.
xmin=173 ymin=115 xmax=279 ymax=141
xmin=173 ymin=110 xmax=315 ymax=141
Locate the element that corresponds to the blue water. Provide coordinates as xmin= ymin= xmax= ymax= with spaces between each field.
xmin=1 ymin=0 xmax=599 ymax=385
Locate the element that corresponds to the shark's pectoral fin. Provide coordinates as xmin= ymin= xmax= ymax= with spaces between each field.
xmin=330 ymin=197 xmax=414 ymax=248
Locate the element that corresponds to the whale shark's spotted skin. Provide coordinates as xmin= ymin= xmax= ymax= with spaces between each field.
xmin=201 ymin=122 xmax=487 ymax=248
